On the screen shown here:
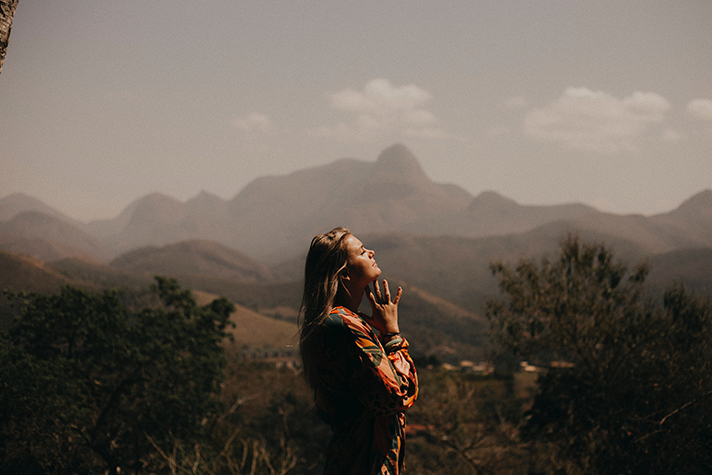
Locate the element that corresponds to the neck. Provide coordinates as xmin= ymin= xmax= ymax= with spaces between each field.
xmin=335 ymin=284 xmax=365 ymax=313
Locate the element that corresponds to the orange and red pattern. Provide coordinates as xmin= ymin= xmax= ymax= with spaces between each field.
xmin=314 ymin=306 xmax=418 ymax=475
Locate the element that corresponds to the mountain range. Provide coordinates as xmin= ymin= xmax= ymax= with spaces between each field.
xmin=2 ymin=143 xmax=711 ymax=357
xmin=4 ymin=143 xmax=711 ymax=264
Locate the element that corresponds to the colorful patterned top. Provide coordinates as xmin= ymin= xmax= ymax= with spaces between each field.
xmin=314 ymin=306 xmax=418 ymax=475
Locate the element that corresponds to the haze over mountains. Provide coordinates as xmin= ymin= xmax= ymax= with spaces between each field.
xmin=2 ymin=144 xmax=712 ymax=264
xmin=0 ymin=144 xmax=712 ymax=296
xmin=2 ymin=143 xmax=711 ymax=358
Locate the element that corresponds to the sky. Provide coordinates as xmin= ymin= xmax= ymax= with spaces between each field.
xmin=1 ymin=0 xmax=711 ymax=223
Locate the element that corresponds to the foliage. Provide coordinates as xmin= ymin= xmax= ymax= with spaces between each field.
xmin=487 ymin=234 xmax=712 ymax=474
xmin=406 ymin=369 xmax=528 ymax=475
xmin=142 ymin=359 xmax=332 ymax=475
xmin=0 ymin=277 xmax=235 ymax=474
xmin=6 ymin=233 xmax=711 ymax=474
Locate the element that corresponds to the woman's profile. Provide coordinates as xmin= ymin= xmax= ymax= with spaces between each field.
xmin=299 ymin=227 xmax=418 ymax=475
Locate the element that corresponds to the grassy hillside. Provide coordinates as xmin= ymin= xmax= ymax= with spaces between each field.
xmin=393 ymin=281 xmax=488 ymax=362
xmin=48 ymin=257 xmax=154 ymax=290
xmin=1 ymin=253 xmax=302 ymax=352
xmin=190 ymin=288 xmax=299 ymax=352
xmin=6 ymin=229 xmax=710 ymax=363
xmin=147 ymin=273 xmax=489 ymax=362
xmin=2 ymin=247 xmax=491 ymax=361
xmin=0 ymin=251 xmax=77 ymax=327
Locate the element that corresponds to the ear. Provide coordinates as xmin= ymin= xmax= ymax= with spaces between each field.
xmin=339 ymin=268 xmax=351 ymax=282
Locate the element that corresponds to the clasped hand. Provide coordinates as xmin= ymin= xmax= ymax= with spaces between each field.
xmin=365 ymin=279 xmax=402 ymax=335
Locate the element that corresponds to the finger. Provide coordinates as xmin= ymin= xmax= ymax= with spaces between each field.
xmin=382 ymin=279 xmax=391 ymax=302
xmin=365 ymin=287 xmax=377 ymax=309
xmin=393 ymin=286 xmax=403 ymax=305
xmin=373 ymin=280 xmax=382 ymax=301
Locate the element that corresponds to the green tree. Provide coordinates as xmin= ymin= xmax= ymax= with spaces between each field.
xmin=0 ymin=277 xmax=235 ymax=474
xmin=487 ymin=234 xmax=712 ymax=475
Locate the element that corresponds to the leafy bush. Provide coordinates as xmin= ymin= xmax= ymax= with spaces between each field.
xmin=487 ymin=234 xmax=712 ymax=474
xmin=0 ymin=277 xmax=234 ymax=474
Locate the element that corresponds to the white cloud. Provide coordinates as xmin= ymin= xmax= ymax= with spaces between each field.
xmin=231 ymin=113 xmax=273 ymax=132
xmin=523 ymin=87 xmax=671 ymax=153
xmin=687 ymin=99 xmax=712 ymax=121
xmin=330 ymin=78 xmax=432 ymax=113
xmin=313 ymin=78 xmax=464 ymax=141
xmin=504 ymin=96 xmax=527 ymax=109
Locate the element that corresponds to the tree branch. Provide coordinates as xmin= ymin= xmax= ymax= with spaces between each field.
xmin=0 ymin=0 xmax=19 ymax=74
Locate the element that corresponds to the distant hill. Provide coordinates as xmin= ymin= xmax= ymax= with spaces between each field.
xmin=650 ymin=190 xmax=712 ymax=246
xmin=0 ymin=192 xmax=79 ymax=224
xmin=0 ymin=250 xmax=75 ymax=295
xmin=225 ymin=303 xmax=299 ymax=351
xmin=5 ymin=231 xmax=712 ymax=362
xmin=0 ymin=211 xmax=115 ymax=262
xmin=110 ymin=239 xmax=274 ymax=282
xmin=48 ymin=257 xmax=155 ymax=291
xmin=99 ymin=192 xmax=234 ymax=252
xmin=0 ymin=251 xmax=77 ymax=327
xmin=290 ymin=221 xmax=697 ymax=314
xmin=0 ymin=231 xmax=107 ymax=263
xmin=428 ymin=190 xmax=599 ymax=237
xmin=647 ymin=247 xmax=712 ymax=298
xmin=0 ymin=251 xmax=303 ymax=352
xmin=1 ymin=245 xmax=492 ymax=360
xmin=185 ymin=288 xmax=300 ymax=352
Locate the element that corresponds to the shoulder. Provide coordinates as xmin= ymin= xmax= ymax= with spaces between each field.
xmin=326 ymin=307 xmax=374 ymax=336
xmin=324 ymin=306 xmax=349 ymax=327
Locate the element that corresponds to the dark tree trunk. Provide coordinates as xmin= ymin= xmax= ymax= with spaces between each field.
xmin=0 ymin=0 xmax=20 ymax=75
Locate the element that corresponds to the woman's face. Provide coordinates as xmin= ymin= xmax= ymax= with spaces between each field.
xmin=343 ymin=234 xmax=381 ymax=286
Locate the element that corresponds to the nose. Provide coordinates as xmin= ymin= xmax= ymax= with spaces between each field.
xmin=368 ymin=248 xmax=375 ymax=258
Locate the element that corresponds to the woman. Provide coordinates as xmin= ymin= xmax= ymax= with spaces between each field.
xmin=299 ymin=227 xmax=418 ymax=475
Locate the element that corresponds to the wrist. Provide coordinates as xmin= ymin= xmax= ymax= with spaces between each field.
xmin=382 ymin=332 xmax=403 ymax=353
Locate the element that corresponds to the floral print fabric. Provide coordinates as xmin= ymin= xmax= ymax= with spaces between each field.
xmin=314 ymin=306 xmax=418 ymax=475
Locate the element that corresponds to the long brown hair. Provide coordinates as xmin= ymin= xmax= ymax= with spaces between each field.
xmin=299 ymin=227 xmax=351 ymax=388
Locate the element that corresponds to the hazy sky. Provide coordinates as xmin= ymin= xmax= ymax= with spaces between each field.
xmin=1 ymin=0 xmax=711 ymax=222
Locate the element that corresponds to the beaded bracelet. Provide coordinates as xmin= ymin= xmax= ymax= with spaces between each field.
xmin=384 ymin=336 xmax=403 ymax=353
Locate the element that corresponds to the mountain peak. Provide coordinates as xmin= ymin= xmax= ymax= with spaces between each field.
xmin=671 ymin=189 xmax=712 ymax=219
xmin=680 ymin=189 xmax=712 ymax=208
xmin=472 ymin=190 xmax=517 ymax=206
xmin=125 ymin=193 xmax=186 ymax=228
xmin=0 ymin=192 xmax=75 ymax=223
xmin=136 ymin=192 xmax=181 ymax=205
xmin=369 ymin=144 xmax=432 ymax=190
xmin=186 ymin=191 xmax=228 ymax=215
xmin=374 ymin=144 xmax=423 ymax=175
xmin=187 ymin=190 xmax=224 ymax=206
